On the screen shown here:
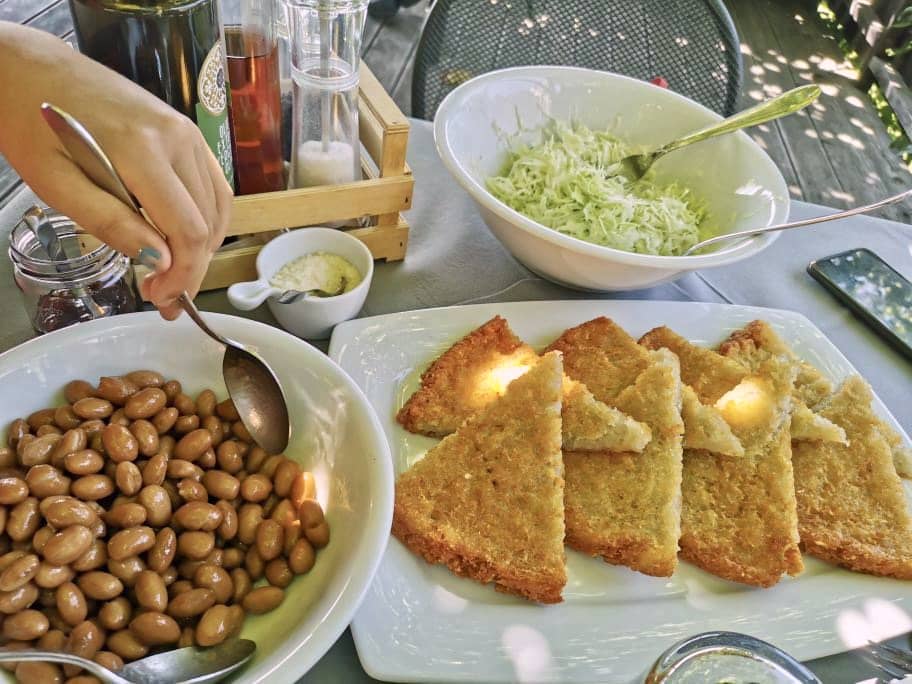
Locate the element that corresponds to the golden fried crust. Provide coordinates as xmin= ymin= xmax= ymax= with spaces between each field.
xmin=562 ymin=380 xmax=651 ymax=452
xmin=680 ymin=385 xmax=744 ymax=456
xmin=563 ymin=348 xmax=684 ymax=577
xmin=792 ymin=376 xmax=912 ymax=579
xmin=545 ymin=317 xmax=650 ymax=402
xmin=718 ymin=320 xmax=832 ymax=408
xmin=392 ymin=352 xmax=567 ymax=603
xmin=396 ymin=316 xmax=538 ymax=437
xmin=639 ymin=326 xmax=747 ymax=403
xmin=680 ymin=424 xmax=803 ymax=587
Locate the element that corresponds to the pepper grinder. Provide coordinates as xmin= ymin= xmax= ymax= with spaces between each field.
xmin=285 ymin=0 xmax=368 ymax=190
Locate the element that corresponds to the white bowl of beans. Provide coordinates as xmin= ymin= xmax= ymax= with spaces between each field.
xmin=0 ymin=311 xmax=394 ymax=683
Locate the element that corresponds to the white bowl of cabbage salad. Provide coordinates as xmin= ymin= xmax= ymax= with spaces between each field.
xmin=434 ymin=66 xmax=789 ymax=291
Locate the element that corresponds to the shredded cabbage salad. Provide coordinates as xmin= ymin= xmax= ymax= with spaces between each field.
xmin=486 ymin=122 xmax=713 ymax=256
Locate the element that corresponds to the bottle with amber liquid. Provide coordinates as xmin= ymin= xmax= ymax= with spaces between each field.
xmin=67 ymin=0 xmax=236 ymax=188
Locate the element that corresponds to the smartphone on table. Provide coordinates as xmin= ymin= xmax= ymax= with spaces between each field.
xmin=807 ymin=248 xmax=912 ymax=361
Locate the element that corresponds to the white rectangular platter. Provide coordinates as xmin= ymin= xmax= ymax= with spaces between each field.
xmin=328 ymin=300 xmax=912 ymax=683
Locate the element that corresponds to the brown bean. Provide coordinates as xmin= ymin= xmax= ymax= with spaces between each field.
xmin=0 ymin=552 xmax=39 ymax=591
xmin=174 ymin=502 xmax=223 ymax=531
xmin=162 ymin=480 xmax=181 ymax=510
xmin=216 ymin=501 xmax=238 ymax=541
xmin=113 ymin=461 xmax=142 ymax=497
xmin=255 ymin=519 xmax=284 ymax=561
xmin=193 ymin=564 xmax=233 ymax=604
xmin=56 ymin=582 xmax=87 ymax=627
xmin=221 ymin=548 xmax=243 ymax=571
xmin=201 ymin=415 xmax=223 ymax=445
xmin=38 ymin=627 xmax=67 ymax=651
xmin=265 ymin=558 xmax=293 ymax=588
xmin=190 ymin=390 xmax=215 ymax=419
xmin=4 ymin=608 xmax=49 ymax=639
xmin=71 ymin=540 xmax=107 ymax=573
xmin=106 ymin=629 xmax=147 ymax=661
xmin=197 ymin=448 xmax=216 ymax=469
xmin=147 ymin=527 xmax=177 ymax=573
xmin=216 ymin=399 xmax=240 ymax=421
xmin=15 ymin=662 xmax=63 ymax=684
xmin=108 ymin=556 xmax=146 ymax=587
xmin=174 ymin=415 xmax=200 ymax=434
xmin=167 ymin=587 xmax=215 ymax=618
xmin=42 ymin=525 xmax=93 ymax=566
xmin=174 ymin=429 xmax=212 ymax=463
xmin=132 ymin=570 xmax=167 ymax=612
xmin=71 ymin=475 xmax=114 ymax=501
xmin=299 ymin=499 xmax=325 ymax=528
xmin=108 ymin=526 xmax=155 ymax=561
xmin=105 ymin=502 xmax=147 ymax=528
xmin=166 ymin=459 xmax=202 ymax=480
xmin=26 ymin=465 xmax=71 ymax=498
xmin=108 ymin=409 xmax=131 ymax=428
xmin=288 ymin=539 xmax=316 ymax=574
xmin=89 ymin=433 xmax=104 ymax=454
xmin=127 ymin=422 xmax=158 ymax=460
xmin=178 ymin=559 xmax=207 ymax=579
xmin=79 ymin=420 xmax=105 ymax=438
xmin=281 ymin=521 xmax=301 ymax=556
xmin=201 ymin=470 xmax=239 ymax=501
xmin=237 ymin=503 xmax=263 ymax=546
xmin=8 ymin=497 xmax=40 ymax=541
xmin=151 ymin=407 xmax=178 ymax=435
xmin=137 ymin=485 xmax=171 ymax=526
xmin=216 ymin=441 xmax=243 ymax=474
xmin=195 ymin=604 xmax=231 ymax=647
xmin=20 ymin=434 xmax=62 ymax=467
xmin=98 ymin=597 xmax=131 ymax=631
xmin=177 ymin=626 xmax=195 ymax=649
xmin=72 ymin=398 xmax=113 ymax=420
xmin=170 ymin=579 xmax=193 ymax=596
xmin=270 ymin=498 xmax=297 ymax=527
xmin=64 ymin=380 xmax=96 ymax=404
xmin=177 ymin=531 xmax=214 ymax=561
xmin=52 ymin=428 xmax=87 ymax=461
xmin=35 ymin=562 xmax=74 ymax=589
xmin=227 ymin=569 xmax=250 ymax=604
xmin=225 ymin=604 xmax=245 ymax=638
xmin=173 ymin=393 xmax=195 ymax=416
xmin=0 ymin=447 xmax=15 ymax=469
xmin=94 ymin=651 xmax=124 ymax=672
xmin=53 ymin=406 xmax=83 ymax=433
xmin=305 ymin=520 xmax=330 ymax=548
xmin=259 ymin=455 xmax=283 ymax=479
xmin=0 ymin=476 xmax=29 ymax=504
xmin=244 ymin=547 xmax=264 ymax=580
xmin=273 ymin=459 xmax=301 ymax=498
xmin=162 ymin=380 xmax=182 ymax=401
xmin=124 ymin=388 xmax=167 ymax=420
xmin=242 ymin=585 xmax=284 ymax=614
xmin=245 ymin=446 xmax=268 ymax=472
xmin=27 ymin=408 xmax=57 ymax=431
xmin=129 ymin=611 xmax=180 ymax=646
xmin=177 ymin=478 xmax=208 ymax=502
xmin=65 ymin=620 xmax=104 ymax=676
xmin=63 ymin=449 xmax=104 ymax=476
xmin=125 ymin=370 xmax=164 ymax=389
xmin=6 ymin=419 xmax=29 ymax=449
xmin=240 ymin=473 xmax=272 ymax=503
xmin=77 ymin=571 xmax=122 ymax=600
xmin=101 ymin=425 xmax=138 ymax=463
xmin=0 ymin=551 xmax=26 ymax=572
xmin=141 ymin=454 xmax=167 ymax=487
xmin=0 ymin=582 xmax=38 ymax=613
xmin=162 ymin=566 xmax=178 ymax=586
xmin=231 ymin=421 xmax=253 ymax=444
xmin=94 ymin=376 xmax=138 ymax=406
xmin=38 ymin=425 xmax=64 ymax=438
xmin=42 ymin=497 xmax=97 ymax=528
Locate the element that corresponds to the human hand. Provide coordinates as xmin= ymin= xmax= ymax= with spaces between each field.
xmin=0 ymin=23 xmax=233 ymax=319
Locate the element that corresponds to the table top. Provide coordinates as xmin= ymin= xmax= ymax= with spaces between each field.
xmin=1 ymin=117 xmax=910 ymax=683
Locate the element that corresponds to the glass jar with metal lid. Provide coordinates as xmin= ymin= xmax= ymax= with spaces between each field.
xmin=8 ymin=206 xmax=140 ymax=334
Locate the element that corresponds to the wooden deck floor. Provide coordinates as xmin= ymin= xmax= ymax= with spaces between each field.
xmin=2 ymin=0 xmax=911 ymax=223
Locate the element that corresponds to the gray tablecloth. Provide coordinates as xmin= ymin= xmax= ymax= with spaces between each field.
xmin=1 ymin=118 xmax=910 ymax=683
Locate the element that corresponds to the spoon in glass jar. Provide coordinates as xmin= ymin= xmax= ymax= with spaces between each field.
xmin=39 ymin=102 xmax=290 ymax=456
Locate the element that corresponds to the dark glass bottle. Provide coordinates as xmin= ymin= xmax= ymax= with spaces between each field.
xmin=68 ymin=0 xmax=235 ymax=187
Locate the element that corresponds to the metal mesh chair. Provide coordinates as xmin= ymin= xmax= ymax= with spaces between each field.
xmin=412 ymin=0 xmax=742 ymax=120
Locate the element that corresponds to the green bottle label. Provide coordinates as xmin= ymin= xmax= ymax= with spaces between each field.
xmin=196 ymin=41 xmax=235 ymax=188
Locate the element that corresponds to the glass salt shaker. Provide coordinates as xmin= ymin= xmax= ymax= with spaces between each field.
xmin=285 ymin=0 xmax=368 ymax=189
xmin=8 ymin=207 xmax=140 ymax=334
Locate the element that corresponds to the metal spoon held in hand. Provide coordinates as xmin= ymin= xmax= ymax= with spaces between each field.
xmin=618 ymin=84 xmax=821 ymax=181
xmin=40 ymin=102 xmax=291 ymax=455
xmin=682 ymin=187 xmax=912 ymax=256
xmin=0 ymin=639 xmax=256 ymax=684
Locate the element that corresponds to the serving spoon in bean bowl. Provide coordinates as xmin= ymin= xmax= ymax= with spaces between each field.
xmin=0 ymin=638 xmax=256 ymax=684
xmin=40 ymin=102 xmax=290 ymax=456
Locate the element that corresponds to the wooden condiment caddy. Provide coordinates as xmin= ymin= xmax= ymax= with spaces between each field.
xmin=134 ymin=64 xmax=412 ymax=294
